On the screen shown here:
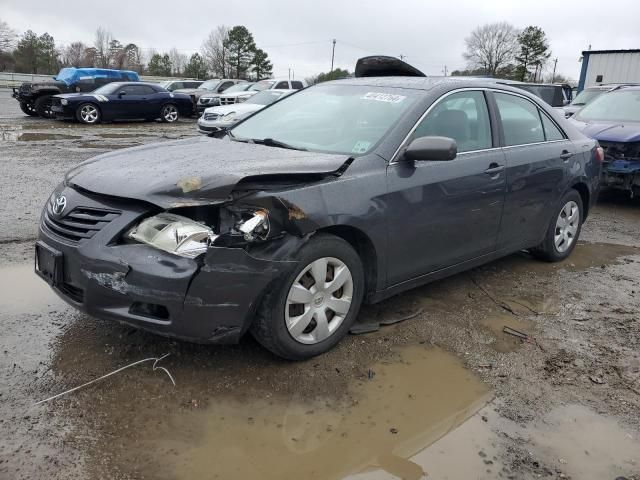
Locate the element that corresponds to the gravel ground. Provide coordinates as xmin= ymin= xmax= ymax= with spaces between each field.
xmin=1 ymin=88 xmax=639 ymax=480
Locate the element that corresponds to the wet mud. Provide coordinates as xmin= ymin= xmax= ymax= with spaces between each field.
xmin=2 ymin=89 xmax=640 ymax=479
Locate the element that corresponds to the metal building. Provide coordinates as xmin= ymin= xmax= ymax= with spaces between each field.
xmin=578 ymin=49 xmax=640 ymax=91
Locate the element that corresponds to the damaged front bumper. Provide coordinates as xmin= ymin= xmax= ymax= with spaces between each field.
xmin=601 ymin=159 xmax=640 ymax=195
xmin=36 ymin=187 xmax=298 ymax=344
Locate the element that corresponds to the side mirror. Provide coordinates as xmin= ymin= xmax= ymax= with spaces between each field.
xmin=118 ymin=91 xmax=127 ymax=97
xmin=403 ymin=136 xmax=457 ymax=161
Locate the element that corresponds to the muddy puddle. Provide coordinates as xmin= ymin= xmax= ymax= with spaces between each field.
xmin=0 ymin=264 xmax=65 ymax=314
xmin=123 ymin=346 xmax=490 ymax=480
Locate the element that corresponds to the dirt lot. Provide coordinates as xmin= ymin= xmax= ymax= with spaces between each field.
xmin=1 ymin=89 xmax=639 ymax=480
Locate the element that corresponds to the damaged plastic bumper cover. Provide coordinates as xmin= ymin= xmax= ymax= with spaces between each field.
xmin=36 ymin=189 xmax=298 ymax=344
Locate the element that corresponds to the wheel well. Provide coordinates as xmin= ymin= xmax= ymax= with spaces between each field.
xmin=571 ymin=182 xmax=590 ymax=220
xmin=317 ymin=225 xmax=378 ymax=299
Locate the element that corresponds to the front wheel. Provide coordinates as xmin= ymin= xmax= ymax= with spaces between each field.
xmin=76 ymin=103 xmax=101 ymax=124
xmin=531 ymin=189 xmax=583 ymax=262
xmin=34 ymin=95 xmax=55 ymax=118
xmin=160 ymin=104 xmax=179 ymax=123
xmin=19 ymin=102 xmax=38 ymax=117
xmin=251 ymin=234 xmax=365 ymax=360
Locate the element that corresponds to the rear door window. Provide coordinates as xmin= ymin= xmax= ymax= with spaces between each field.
xmin=291 ymin=81 xmax=304 ymax=89
xmin=494 ymin=92 xmax=545 ymax=146
xmin=275 ymin=81 xmax=290 ymax=89
xmin=412 ymin=90 xmax=493 ymax=153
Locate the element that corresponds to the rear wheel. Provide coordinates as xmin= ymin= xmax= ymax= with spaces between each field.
xmin=160 ymin=104 xmax=179 ymax=123
xmin=251 ymin=234 xmax=364 ymax=360
xmin=76 ymin=103 xmax=101 ymax=124
xmin=19 ymin=101 xmax=38 ymax=117
xmin=531 ymin=189 xmax=583 ymax=262
xmin=34 ymin=95 xmax=55 ymax=118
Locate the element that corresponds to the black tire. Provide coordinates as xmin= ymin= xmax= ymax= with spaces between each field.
xmin=19 ymin=101 xmax=38 ymax=117
xmin=34 ymin=95 xmax=55 ymax=118
xmin=531 ymin=189 xmax=583 ymax=262
xmin=251 ymin=233 xmax=365 ymax=360
xmin=75 ymin=103 xmax=101 ymax=124
xmin=160 ymin=103 xmax=179 ymax=123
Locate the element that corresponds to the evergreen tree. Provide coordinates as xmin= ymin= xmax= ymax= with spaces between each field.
xmin=251 ymin=48 xmax=272 ymax=80
xmin=184 ymin=53 xmax=207 ymax=79
xmin=515 ymin=26 xmax=551 ymax=82
xmin=224 ymin=26 xmax=256 ymax=79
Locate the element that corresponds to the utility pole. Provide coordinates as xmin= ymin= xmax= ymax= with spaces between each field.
xmin=551 ymin=57 xmax=558 ymax=83
xmin=443 ymin=65 xmax=448 ymax=76
xmin=330 ymin=39 xmax=336 ymax=73
xmin=399 ymin=54 xmax=405 ymax=60
xmin=288 ymin=68 xmax=291 ymax=80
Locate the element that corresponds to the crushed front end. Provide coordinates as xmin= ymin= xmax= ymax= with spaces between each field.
xmin=36 ymin=184 xmax=304 ymax=344
xmin=599 ymin=141 xmax=640 ymax=196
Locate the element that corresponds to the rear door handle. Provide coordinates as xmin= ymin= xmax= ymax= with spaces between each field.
xmin=484 ymin=163 xmax=505 ymax=175
xmin=560 ymin=150 xmax=574 ymax=161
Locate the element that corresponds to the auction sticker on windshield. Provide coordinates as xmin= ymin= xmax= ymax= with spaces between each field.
xmin=362 ymin=92 xmax=407 ymax=103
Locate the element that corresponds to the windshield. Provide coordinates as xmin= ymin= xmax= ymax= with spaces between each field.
xmin=159 ymin=81 xmax=172 ymax=89
xmin=252 ymin=80 xmax=276 ymax=91
xmin=571 ymin=89 xmax=604 ymax=106
xmin=223 ymin=83 xmax=252 ymax=94
xmin=574 ymin=90 xmax=640 ymax=123
xmin=231 ymin=84 xmax=418 ymax=154
xmin=199 ymin=80 xmax=221 ymax=91
xmin=92 ymin=83 xmax=123 ymax=95
xmin=246 ymin=91 xmax=285 ymax=106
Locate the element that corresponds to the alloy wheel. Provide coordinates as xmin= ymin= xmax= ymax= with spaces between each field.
xmin=554 ymin=200 xmax=579 ymax=253
xmin=285 ymin=257 xmax=354 ymax=345
xmin=80 ymin=105 xmax=99 ymax=123
xmin=163 ymin=105 xmax=178 ymax=122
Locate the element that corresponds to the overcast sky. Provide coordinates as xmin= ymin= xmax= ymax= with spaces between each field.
xmin=3 ymin=0 xmax=640 ymax=81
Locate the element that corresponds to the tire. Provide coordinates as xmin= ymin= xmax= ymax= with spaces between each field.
xmin=251 ymin=233 xmax=365 ymax=360
xmin=531 ymin=189 xmax=583 ymax=262
xmin=34 ymin=95 xmax=55 ymax=118
xmin=160 ymin=104 xmax=179 ymax=123
xmin=76 ymin=103 xmax=101 ymax=124
xmin=19 ymin=101 xmax=38 ymax=117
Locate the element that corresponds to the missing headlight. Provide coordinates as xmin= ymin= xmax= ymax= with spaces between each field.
xmin=237 ymin=210 xmax=269 ymax=241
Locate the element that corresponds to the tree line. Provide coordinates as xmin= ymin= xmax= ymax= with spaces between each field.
xmin=452 ymin=22 xmax=565 ymax=83
xmin=0 ymin=19 xmax=273 ymax=80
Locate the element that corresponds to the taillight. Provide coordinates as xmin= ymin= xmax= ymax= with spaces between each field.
xmin=595 ymin=146 xmax=604 ymax=163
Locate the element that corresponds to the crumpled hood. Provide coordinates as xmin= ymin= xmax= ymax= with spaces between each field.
xmin=569 ymin=119 xmax=640 ymax=142
xmin=65 ymin=136 xmax=352 ymax=208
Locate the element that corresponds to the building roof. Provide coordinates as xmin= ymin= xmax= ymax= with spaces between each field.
xmin=582 ymin=49 xmax=640 ymax=56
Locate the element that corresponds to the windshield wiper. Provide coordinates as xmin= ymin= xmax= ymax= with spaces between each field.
xmin=256 ymin=138 xmax=308 ymax=151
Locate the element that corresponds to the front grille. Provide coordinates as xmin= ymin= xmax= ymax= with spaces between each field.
xmin=20 ymin=83 xmax=32 ymax=94
xmin=203 ymin=112 xmax=221 ymax=121
xmin=43 ymin=205 xmax=120 ymax=243
xmin=219 ymin=97 xmax=236 ymax=105
xmin=51 ymin=97 xmax=61 ymax=107
xmin=599 ymin=141 xmax=640 ymax=162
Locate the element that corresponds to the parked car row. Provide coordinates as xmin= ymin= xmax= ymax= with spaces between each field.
xmin=11 ymin=67 xmax=307 ymax=125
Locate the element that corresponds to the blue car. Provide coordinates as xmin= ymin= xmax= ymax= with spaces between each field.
xmin=51 ymin=82 xmax=193 ymax=124
xmin=568 ymin=86 xmax=640 ymax=196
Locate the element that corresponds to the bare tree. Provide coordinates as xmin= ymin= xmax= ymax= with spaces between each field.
xmin=168 ymin=48 xmax=187 ymax=76
xmin=124 ymin=43 xmax=142 ymax=72
xmin=94 ymin=27 xmax=113 ymax=68
xmin=0 ymin=18 xmax=17 ymax=53
xmin=62 ymin=41 xmax=87 ymax=67
xmin=463 ymin=22 xmax=519 ymax=77
xmin=201 ymin=26 xmax=229 ymax=77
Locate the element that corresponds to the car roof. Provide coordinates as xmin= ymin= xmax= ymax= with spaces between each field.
xmin=324 ymin=76 xmax=520 ymax=91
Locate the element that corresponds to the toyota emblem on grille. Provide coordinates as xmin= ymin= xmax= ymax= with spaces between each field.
xmin=53 ymin=195 xmax=67 ymax=215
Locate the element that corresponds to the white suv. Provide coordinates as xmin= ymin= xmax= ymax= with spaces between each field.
xmin=218 ymin=78 xmax=306 ymax=105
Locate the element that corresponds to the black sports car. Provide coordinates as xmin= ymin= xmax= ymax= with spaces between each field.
xmin=51 ymin=82 xmax=193 ymax=124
